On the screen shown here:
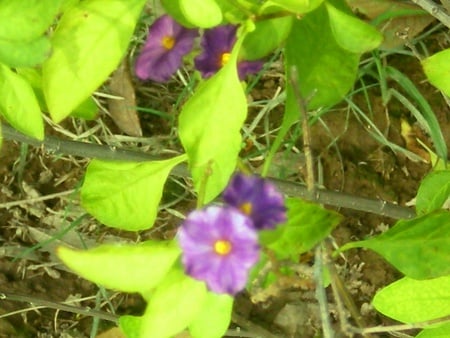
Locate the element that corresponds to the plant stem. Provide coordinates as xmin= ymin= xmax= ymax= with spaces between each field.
xmin=1 ymin=123 xmax=416 ymax=220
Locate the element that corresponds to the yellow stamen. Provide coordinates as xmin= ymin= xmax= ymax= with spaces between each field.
xmin=220 ymin=52 xmax=231 ymax=67
xmin=240 ymin=202 xmax=252 ymax=215
xmin=214 ymin=240 xmax=232 ymax=256
xmin=162 ymin=36 xmax=175 ymax=50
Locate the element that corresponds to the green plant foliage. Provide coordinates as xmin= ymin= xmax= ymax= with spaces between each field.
xmin=416 ymin=322 xmax=450 ymax=338
xmin=17 ymin=68 xmax=97 ymax=120
xmin=189 ymin=293 xmax=233 ymax=338
xmin=326 ymin=2 xmax=383 ymax=53
xmin=178 ymin=35 xmax=247 ymax=203
xmin=385 ymin=66 xmax=447 ymax=162
xmin=0 ymin=64 xmax=44 ymax=140
xmin=285 ymin=5 xmax=359 ymax=112
xmin=0 ymin=0 xmax=62 ymax=41
xmin=119 ymin=315 xmax=142 ymax=338
xmin=180 ymin=0 xmax=223 ymax=28
xmin=263 ymin=0 xmax=324 ymax=14
xmin=0 ymin=37 xmax=51 ymax=67
xmin=260 ymin=198 xmax=342 ymax=260
xmin=422 ymin=48 xmax=450 ymax=97
xmin=373 ymin=276 xmax=450 ymax=323
xmin=241 ymin=16 xmax=293 ymax=60
xmin=81 ymin=155 xmax=186 ymax=231
xmin=57 ymin=241 xmax=180 ymax=295
xmin=416 ymin=170 xmax=450 ymax=216
xmin=341 ymin=211 xmax=450 ymax=279
xmin=42 ymin=0 xmax=146 ymax=122
xmin=140 ymin=268 xmax=207 ymax=337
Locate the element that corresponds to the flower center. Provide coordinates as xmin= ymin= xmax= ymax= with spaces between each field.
xmin=214 ymin=239 xmax=232 ymax=256
xmin=220 ymin=52 xmax=231 ymax=67
xmin=162 ymin=36 xmax=175 ymax=50
xmin=240 ymin=202 xmax=253 ymax=215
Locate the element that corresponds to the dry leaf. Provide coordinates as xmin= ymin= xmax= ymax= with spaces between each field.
xmin=108 ymin=59 xmax=142 ymax=136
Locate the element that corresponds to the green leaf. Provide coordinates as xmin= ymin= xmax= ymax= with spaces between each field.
xmin=263 ymin=0 xmax=324 ymax=13
xmin=140 ymin=268 xmax=207 ymax=338
xmin=241 ymin=16 xmax=293 ymax=60
xmin=178 ymin=34 xmax=247 ymax=203
xmin=179 ymin=0 xmax=222 ymax=28
xmin=119 ymin=315 xmax=142 ymax=338
xmin=0 ymin=0 xmax=62 ymax=41
xmin=0 ymin=64 xmax=44 ymax=140
xmin=416 ymin=322 xmax=450 ymax=338
xmin=81 ymin=155 xmax=186 ymax=231
xmin=341 ymin=211 xmax=450 ymax=279
xmin=416 ymin=170 xmax=450 ymax=215
xmin=17 ymin=68 xmax=97 ymax=119
xmin=285 ymin=4 xmax=359 ymax=112
xmin=43 ymin=0 xmax=146 ymax=122
xmin=70 ymin=96 xmax=98 ymax=120
xmin=0 ymin=36 xmax=51 ymax=67
xmin=57 ymin=241 xmax=180 ymax=295
xmin=373 ymin=276 xmax=450 ymax=322
xmin=422 ymin=48 xmax=450 ymax=97
xmin=326 ymin=2 xmax=383 ymax=53
xmin=262 ymin=198 xmax=342 ymax=260
xmin=189 ymin=293 xmax=233 ymax=338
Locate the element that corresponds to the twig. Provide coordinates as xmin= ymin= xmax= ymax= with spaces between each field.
xmin=0 ymin=291 xmax=118 ymax=323
xmin=314 ymin=245 xmax=334 ymax=338
xmin=2 ymin=123 xmax=416 ymax=220
xmin=325 ymin=240 xmax=375 ymax=338
xmin=0 ymin=189 xmax=76 ymax=209
xmin=231 ymin=312 xmax=283 ymax=338
xmin=410 ymin=0 xmax=450 ymax=29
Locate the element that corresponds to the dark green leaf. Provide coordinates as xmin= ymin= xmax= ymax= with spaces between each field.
xmin=263 ymin=198 xmax=342 ymax=260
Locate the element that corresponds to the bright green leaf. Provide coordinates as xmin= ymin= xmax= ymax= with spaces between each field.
xmin=0 ymin=0 xmax=62 ymax=41
xmin=373 ymin=276 xmax=450 ymax=322
xmin=416 ymin=170 xmax=450 ymax=215
xmin=0 ymin=64 xmax=44 ymax=140
xmin=262 ymin=198 xmax=342 ymax=260
xmin=416 ymin=322 xmax=450 ymax=338
xmin=0 ymin=123 xmax=2 ymax=149
xmin=43 ymin=0 xmax=146 ymax=122
xmin=0 ymin=36 xmax=51 ymax=67
xmin=81 ymin=155 xmax=186 ymax=231
xmin=241 ymin=16 xmax=293 ymax=60
xmin=179 ymin=0 xmax=222 ymax=28
xmin=119 ymin=315 xmax=142 ymax=338
xmin=140 ymin=268 xmax=207 ymax=338
xmin=179 ymin=35 xmax=247 ymax=203
xmin=263 ymin=0 xmax=324 ymax=14
xmin=422 ymin=48 xmax=450 ymax=97
xmin=189 ymin=293 xmax=233 ymax=338
xmin=341 ymin=211 xmax=450 ymax=279
xmin=326 ymin=2 xmax=383 ymax=53
xmin=17 ymin=68 xmax=97 ymax=119
xmin=58 ymin=241 xmax=180 ymax=295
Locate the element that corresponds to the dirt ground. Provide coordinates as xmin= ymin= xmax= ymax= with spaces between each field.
xmin=0 ymin=29 xmax=448 ymax=338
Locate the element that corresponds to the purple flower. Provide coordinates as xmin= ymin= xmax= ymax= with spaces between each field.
xmin=223 ymin=173 xmax=286 ymax=230
xmin=135 ymin=15 xmax=198 ymax=82
xmin=177 ymin=206 xmax=260 ymax=295
xmin=194 ymin=25 xmax=263 ymax=80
